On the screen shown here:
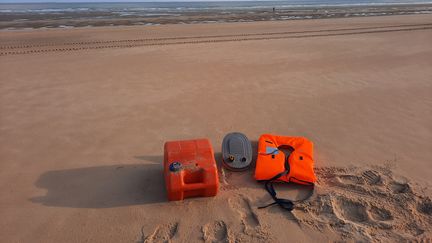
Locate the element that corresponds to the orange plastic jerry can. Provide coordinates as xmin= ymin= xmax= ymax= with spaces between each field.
xmin=164 ymin=138 xmax=219 ymax=201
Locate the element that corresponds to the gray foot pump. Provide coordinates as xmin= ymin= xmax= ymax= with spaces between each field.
xmin=222 ymin=132 xmax=252 ymax=171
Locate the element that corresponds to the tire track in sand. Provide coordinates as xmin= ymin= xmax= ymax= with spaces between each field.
xmin=1 ymin=23 xmax=430 ymax=50
xmin=0 ymin=25 xmax=431 ymax=56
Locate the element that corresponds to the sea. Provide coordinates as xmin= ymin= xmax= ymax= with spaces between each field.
xmin=1 ymin=0 xmax=431 ymax=14
xmin=1 ymin=0 xmax=431 ymax=29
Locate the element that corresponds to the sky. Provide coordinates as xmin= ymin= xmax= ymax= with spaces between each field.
xmin=0 ymin=0 xmax=252 ymax=2
xmin=0 ymin=0 xmax=427 ymax=3
xmin=1 ymin=0 xmax=266 ymax=2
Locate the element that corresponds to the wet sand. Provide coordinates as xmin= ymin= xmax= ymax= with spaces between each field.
xmin=0 ymin=14 xmax=431 ymax=242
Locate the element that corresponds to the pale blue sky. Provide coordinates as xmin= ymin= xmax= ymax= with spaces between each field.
xmin=0 ymin=0 xmax=426 ymax=3
xmin=2 ymin=0 xmax=261 ymax=2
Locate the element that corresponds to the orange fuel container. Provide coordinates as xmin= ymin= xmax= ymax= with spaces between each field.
xmin=164 ymin=138 xmax=219 ymax=201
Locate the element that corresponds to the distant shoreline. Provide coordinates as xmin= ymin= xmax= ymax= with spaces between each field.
xmin=1 ymin=3 xmax=431 ymax=30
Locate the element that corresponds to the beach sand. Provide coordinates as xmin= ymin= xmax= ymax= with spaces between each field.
xmin=0 ymin=14 xmax=431 ymax=242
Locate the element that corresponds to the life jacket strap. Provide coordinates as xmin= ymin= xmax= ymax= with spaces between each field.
xmin=258 ymin=170 xmax=314 ymax=211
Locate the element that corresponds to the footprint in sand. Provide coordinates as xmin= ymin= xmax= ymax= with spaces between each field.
xmin=296 ymin=166 xmax=432 ymax=241
xmin=417 ymin=198 xmax=432 ymax=216
xmin=228 ymin=195 xmax=260 ymax=232
xmin=362 ymin=170 xmax=382 ymax=185
xmin=227 ymin=195 xmax=271 ymax=242
xmin=333 ymin=196 xmax=369 ymax=223
xmin=331 ymin=196 xmax=394 ymax=231
xmin=336 ymin=175 xmax=365 ymax=185
xmin=144 ymin=222 xmax=178 ymax=243
xmin=389 ymin=181 xmax=411 ymax=194
xmin=202 ymin=221 xmax=231 ymax=243
xmin=369 ymin=205 xmax=393 ymax=221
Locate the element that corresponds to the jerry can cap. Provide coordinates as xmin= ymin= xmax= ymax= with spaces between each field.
xmin=169 ymin=161 xmax=182 ymax=172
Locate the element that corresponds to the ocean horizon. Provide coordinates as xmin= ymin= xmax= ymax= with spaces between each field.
xmin=1 ymin=0 xmax=431 ymax=29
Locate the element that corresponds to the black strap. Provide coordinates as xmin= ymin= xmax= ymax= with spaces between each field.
xmin=258 ymin=170 xmax=295 ymax=210
xmin=258 ymin=145 xmax=314 ymax=211
xmin=258 ymin=175 xmax=314 ymax=211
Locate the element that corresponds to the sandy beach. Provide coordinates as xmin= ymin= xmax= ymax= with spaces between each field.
xmin=0 ymin=14 xmax=431 ymax=242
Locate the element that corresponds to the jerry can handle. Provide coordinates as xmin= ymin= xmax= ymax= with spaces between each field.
xmin=182 ymin=183 xmax=207 ymax=190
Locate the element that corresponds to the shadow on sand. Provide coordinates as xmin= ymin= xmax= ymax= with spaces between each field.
xmin=31 ymin=163 xmax=166 ymax=208
xmin=31 ymin=141 xmax=295 ymax=209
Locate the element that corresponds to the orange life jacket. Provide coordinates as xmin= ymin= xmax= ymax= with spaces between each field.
xmin=255 ymin=134 xmax=316 ymax=210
